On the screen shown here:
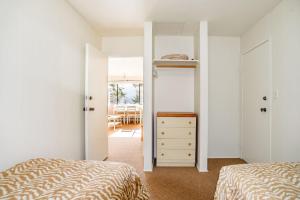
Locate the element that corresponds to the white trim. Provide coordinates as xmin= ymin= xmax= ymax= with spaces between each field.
xmin=268 ymin=38 xmax=273 ymax=162
xmin=239 ymin=46 xmax=244 ymax=160
xmin=84 ymin=43 xmax=89 ymax=159
xmin=143 ymin=22 xmax=153 ymax=172
xmin=198 ymin=21 xmax=208 ymax=172
xmin=208 ymin=156 xmax=241 ymax=159
xmin=242 ymin=39 xmax=269 ymax=55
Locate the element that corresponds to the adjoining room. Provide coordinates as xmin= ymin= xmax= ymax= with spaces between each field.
xmin=107 ymin=56 xmax=144 ymax=171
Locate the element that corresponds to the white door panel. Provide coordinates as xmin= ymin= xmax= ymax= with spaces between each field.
xmin=241 ymin=41 xmax=271 ymax=163
xmin=85 ymin=44 xmax=108 ymax=161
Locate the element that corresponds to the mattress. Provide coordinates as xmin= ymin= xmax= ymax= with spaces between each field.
xmin=0 ymin=158 xmax=149 ymax=200
xmin=214 ymin=162 xmax=300 ymax=200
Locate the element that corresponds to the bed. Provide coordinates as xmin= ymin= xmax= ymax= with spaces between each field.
xmin=0 ymin=158 xmax=149 ymax=200
xmin=214 ymin=162 xmax=300 ymax=200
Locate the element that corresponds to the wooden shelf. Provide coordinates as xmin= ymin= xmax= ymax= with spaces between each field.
xmin=157 ymin=112 xmax=197 ymax=117
xmin=153 ymin=59 xmax=199 ymax=68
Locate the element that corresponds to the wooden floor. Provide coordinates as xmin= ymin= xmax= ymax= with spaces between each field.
xmin=108 ymin=123 xmax=141 ymax=136
xmin=107 ymin=127 xmax=245 ymax=200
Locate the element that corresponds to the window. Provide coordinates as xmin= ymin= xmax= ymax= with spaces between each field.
xmin=108 ymin=83 xmax=143 ymax=105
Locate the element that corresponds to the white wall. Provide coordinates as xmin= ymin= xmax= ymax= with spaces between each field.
xmin=241 ymin=0 xmax=300 ymax=162
xmin=154 ymin=36 xmax=195 ymax=59
xmin=0 ymin=0 xmax=99 ymax=171
xmin=208 ymin=36 xmax=241 ymax=158
xmin=102 ymin=36 xmax=143 ymax=57
xmin=154 ymin=35 xmax=195 ymax=113
xmin=108 ymin=57 xmax=143 ymax=81
xmin=154 ymin=69 xmax=195 ymax=112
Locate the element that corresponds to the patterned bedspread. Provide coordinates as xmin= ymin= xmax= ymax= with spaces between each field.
xmin=214 ymin=163 xmax=300 ymax=200
xmin=0 ymin=158 xmax=149 ymax=200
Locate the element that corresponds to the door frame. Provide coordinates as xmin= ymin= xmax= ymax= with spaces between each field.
xmin=84 ymin=44 xmax=89 ymax=159
xmin=240 ymin=38 xmax=273 ymax=162
xmin=143 ymin=22 xmax=153 ymax=171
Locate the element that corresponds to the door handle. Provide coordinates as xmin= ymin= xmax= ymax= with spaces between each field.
xmin=263 ymin=96 xmax=267 ymax=101
xmin=83 ymin=107 xmax=95 ymax=111
xmin=260 ymin=108 xmax=267 ymax=112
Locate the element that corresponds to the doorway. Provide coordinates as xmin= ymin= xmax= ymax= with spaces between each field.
xmin=106 ymin=57 xmax=144 ymax=171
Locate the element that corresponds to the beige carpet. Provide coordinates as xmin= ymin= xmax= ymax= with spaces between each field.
xmin=107 ymin=137 xmax=245 ymax=200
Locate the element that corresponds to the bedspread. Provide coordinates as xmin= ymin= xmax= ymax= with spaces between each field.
xmin=0 ymin=158 xmax=149 ymax=200
xmin=214 ymin=163 xmax=300 ymax=200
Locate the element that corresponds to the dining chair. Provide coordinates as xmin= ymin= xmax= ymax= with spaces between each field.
xmin=114 ymin=105 xmax=126 ymax=124
xmin=126 ymin=105 xmax=137 ymax=124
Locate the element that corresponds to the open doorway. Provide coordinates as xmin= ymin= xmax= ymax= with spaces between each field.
xmin=106 ymin=57 xmax=144 ymax=171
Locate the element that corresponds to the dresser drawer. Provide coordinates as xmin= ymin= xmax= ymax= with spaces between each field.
xmin=157 ymin=117 xmax=196 ymax=128
xmin=157 ymin=139 xmax=195 ymax=150
xmin=157 ymin=127 xmax=195 ymax=139
xmin=157 ymin=149 xmax=195 ymax=161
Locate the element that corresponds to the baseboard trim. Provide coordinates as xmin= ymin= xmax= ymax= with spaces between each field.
xmin=208 ymin=156 xmax=241 ymax=159
xmin=143 ymin=166 xmax=153 ymax=172
xmin=196 ymin=163 xmax=208 ymax=172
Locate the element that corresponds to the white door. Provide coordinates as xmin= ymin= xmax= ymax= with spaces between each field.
xmin=241 ymin=41 xmax=271 ymax=163
xmin=85 ymin=43 xmax=108 ymax=160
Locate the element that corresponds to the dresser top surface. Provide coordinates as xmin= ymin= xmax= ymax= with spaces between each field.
xmin=157 ymin=112 xmax=197 ymax=117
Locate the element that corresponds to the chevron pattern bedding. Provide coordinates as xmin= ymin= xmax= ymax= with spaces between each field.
xmin=214 ymin=163 xmax=300 ymax=200
xmin=0 ymin=158 xmax=149 ymax=200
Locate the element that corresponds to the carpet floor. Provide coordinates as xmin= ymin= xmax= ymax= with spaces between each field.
xmin=107 ymin=137 xmax=245 ymax=200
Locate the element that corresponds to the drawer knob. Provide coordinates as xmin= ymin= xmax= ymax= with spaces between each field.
xmin=161 ymin=132 xmax=165 ymax=135
xmin=188 ymin=153 xmax=191 ymax=157
xmin=188 ymin=121 xmax=192 ymax=124
xmin=161 ymin=143 xmax=164 ymax=146
xmin=161 ymin=153 xmax=164 ymax=156
xmin=188 ymin=143 xmax=192 ymax=146
xmin=161 ymin=121 xmax=165 ymax=124
xmin=188 ymin=132 xmax=192 ymax=135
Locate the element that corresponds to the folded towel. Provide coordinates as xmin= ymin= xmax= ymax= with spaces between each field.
xmin=161 ymin=54 xmax=189 ymax=60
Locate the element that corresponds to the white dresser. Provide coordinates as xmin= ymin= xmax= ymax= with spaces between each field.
xmin=156 ymin=112 xmax=197 ymax=167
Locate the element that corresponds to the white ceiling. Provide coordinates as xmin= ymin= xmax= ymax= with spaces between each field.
xmin=68 ymin=0 xmax=281 ymax=36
